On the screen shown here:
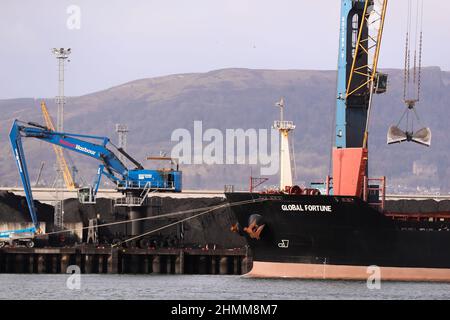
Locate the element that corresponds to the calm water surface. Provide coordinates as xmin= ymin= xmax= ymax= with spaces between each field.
xmin=1 ymin=274 xmax=450 ymax=300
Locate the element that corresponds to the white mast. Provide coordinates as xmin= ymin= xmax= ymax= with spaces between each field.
xmin=52 ymin=48 xmax=71 ymax=132
xmin=52 ymin=48 xmax=71 ymax=231
xmin=273 ymin=98 xmax=295 ymax=190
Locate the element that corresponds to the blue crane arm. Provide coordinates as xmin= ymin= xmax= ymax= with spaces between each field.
xmin=12 ymin=120 xmax=130 ymax=178
xmin=8 ymin=119 xmax=144 ymax=230
xmin=9 ymin=119 xmax=182 ymax=232
xmin=9 ymin=122 xmax=39 ymax=231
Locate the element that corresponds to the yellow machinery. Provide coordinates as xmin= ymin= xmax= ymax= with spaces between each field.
xmin=345 ymin=0 xmax=388 ymax=149
xmin=40 ymin=101 xmax=76 ymax=190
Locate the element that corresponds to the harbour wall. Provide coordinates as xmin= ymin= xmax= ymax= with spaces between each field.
xmin=0 ymin=246 xmax=251 ymax=275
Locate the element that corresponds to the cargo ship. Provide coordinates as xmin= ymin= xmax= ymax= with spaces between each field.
xmin=226 ymin=0 xmax=450 ymax=281
xmin=226 ymin=192 xmax=450 ymax=281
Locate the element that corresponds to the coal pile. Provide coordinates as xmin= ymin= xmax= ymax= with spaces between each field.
xmin=0 ymin=191 xmax=53 ymax=223
xmin=63 ymin=197 xmax=115 ymax=225
xmin=385 ymin=199 xmax=450 ymax=213
xmin=59 ymin=196 xmax=244 ymax=248
xmin=143 ymin=197 xmax=245 ymax=248
xmin=0 ymin=192 xmax=245 ymax=248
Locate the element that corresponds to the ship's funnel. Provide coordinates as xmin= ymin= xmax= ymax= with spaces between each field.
xmin=387 ymin=125 xmax=431 ymax=147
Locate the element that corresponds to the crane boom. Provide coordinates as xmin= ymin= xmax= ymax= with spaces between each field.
xmin=40 ymin=102 xmax=76 ymax=190
xmin=8 ymin=119 xmax=182 ymax=242
xmin=9 ymin=122 xmax=40 ymax=230
xmin=333 ymin=0 xmax=388 ymax=197
xmin=34 ymin=161 xmax=45 ymax=187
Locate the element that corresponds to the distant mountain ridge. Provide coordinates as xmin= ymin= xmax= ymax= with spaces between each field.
xmin=0 ymin=67 xmax=449 ymax=193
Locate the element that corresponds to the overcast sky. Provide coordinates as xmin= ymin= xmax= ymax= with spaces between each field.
xmin=0 ymin=0 xmax=448 ymax=99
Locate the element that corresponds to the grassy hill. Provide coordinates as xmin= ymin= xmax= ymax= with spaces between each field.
xmin=0 ymin=67 xmax=448 ymax=193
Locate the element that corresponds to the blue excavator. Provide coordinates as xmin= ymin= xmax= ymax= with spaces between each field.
xmin=0 ymin=120 xmax=182 ymax=247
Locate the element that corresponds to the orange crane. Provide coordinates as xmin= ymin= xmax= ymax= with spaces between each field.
xmin=40 ymin=101 xmax=76 ymax=190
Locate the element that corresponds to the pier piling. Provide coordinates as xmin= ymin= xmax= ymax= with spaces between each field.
xmin=0 ymin=247 xmax=248 ymax=275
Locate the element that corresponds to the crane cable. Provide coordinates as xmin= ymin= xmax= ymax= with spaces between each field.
xmin=113 ymin=203 xmax=228 ymax=248
xmin=116 ymin=197 xmax=267 ymax=247
xmin=417 ymin=0 xmax=424 ymax=102
xmin=403 ymin=0 xmax=411 ymax=101
xmin=37 ymin=198 xmax=266 ymax=239
xmin=400 ymin=0 xmax=425 ymax=135
xmin=403 ymin=0 xmax=424 ymax=104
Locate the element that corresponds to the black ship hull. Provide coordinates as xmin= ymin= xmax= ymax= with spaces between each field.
xmin=226 ymin=192 xmax=450 ymax=281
